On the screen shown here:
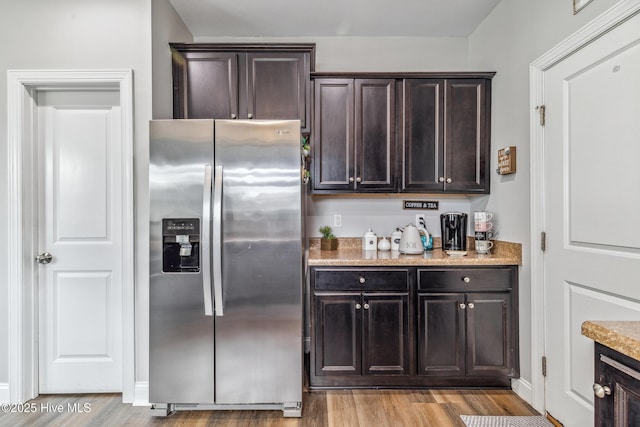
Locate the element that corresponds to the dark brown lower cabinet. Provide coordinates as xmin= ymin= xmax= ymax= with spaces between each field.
xmin=594 ymin=342 xmax=640 ymax=426
xmin=309 ymin=266 xmax=518 ymax=388
xmin=313 ymin=292 xmax=409 ymax=382
xmin=418 ymin=291 xmax=513 ymax=380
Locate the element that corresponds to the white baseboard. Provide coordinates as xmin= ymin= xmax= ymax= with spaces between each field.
xmin=133 ymin=381 xmax=150 ymax=407
xmin=0 ymin=383 xmax=9 ymax=404
xmin=511 ymin=378 xmax=534 ymax=406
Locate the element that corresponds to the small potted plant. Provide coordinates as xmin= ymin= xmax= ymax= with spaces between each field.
xmin=319 ymin=225 xmax=338 ymax=251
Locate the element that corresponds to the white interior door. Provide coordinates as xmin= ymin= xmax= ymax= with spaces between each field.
xmin=37 ymin=90 xmax=123 ymax=393
xmin=542 ymin=12 xmax=640 ymax=426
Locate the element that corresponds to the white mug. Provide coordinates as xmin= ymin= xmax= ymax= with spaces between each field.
xmin=474 ymin=211 xmax=493 ymax=222
xmin=475 ymin=240 xmax=494 ymax=254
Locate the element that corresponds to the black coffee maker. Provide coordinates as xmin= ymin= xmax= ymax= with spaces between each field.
xmin=440 ymin=212 xmax=468 ymax=251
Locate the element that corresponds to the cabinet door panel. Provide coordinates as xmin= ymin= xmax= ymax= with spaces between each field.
xmin=174 ymin=52 xmax=238 ymax=119
xmin=418 ymin=293 xmax=465 ymax=376
xmin=314 ymin=294 xmax=361 ymax=375
xmin=355 ymin=79 xmax=396 ymax=191
xmin=313 ymin=79 xmax=354 ymax=190
xmin=362 ymin=293 xmax=409 ymax=375
xmin=596 ymin=344 xmax=640 ymax=427
xmin=247 ymin=53 xmax=309 ymax=127
xmin=402 ymin=79 xmax=444 ymax=192
xmin=445 ymin=79 xmax=489 ymax=192
xmin=466 ymin=292 xmax=513 ymax=377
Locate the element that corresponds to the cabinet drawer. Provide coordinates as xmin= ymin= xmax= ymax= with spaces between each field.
xmin=418 ymin=268 xmax=512 ymax=291
xmin=314 ymin=269 xmax=409 ymax=291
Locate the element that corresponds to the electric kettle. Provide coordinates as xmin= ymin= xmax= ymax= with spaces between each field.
xmin=398 ymin=224 xmax=428 ymax=254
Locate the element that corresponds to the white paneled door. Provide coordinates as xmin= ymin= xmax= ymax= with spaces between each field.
xmin=542 ymin=11 xmax=640 ymax=427
xmin=37 ymin=90 xmax=123 ymax=393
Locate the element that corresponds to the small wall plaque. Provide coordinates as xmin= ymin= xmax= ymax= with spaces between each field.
xmin=498 ymin=146 xmax=517 ymax=175
xmin=403 ymin=200 xmax=439 ymax=210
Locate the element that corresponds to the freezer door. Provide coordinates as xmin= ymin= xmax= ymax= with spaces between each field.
xmin=214 ymin=120 xmax=303 ymax=405
xmin=149 ymin=120 xmax=215 ymax=404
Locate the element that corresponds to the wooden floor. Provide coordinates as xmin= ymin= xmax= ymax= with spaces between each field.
xmin=0 ymin=390 xmax=539 ymax=427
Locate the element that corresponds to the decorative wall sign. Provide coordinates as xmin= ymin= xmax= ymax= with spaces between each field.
xmin=497 ymin=146 xmax=517 ymax=175
xmin=574 ymin=0 xmax=594 ymax=14
xmin=403 ymin=200 xmax=439 ymax=210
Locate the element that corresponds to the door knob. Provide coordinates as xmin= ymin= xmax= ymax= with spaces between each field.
xmin=593 ymin=383 xmax=611 ymax=398
xmin=36 ymin=252 xmax=53 ymax=264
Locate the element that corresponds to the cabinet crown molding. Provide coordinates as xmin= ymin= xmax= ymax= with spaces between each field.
xmin=311 ymin=71 xmax=496 ymax=79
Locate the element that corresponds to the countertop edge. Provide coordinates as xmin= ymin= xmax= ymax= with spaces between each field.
xmin=308 ymin=239 xmax=521 ymax=266
xmin=581 ymin=320 xmax=640 ymax=362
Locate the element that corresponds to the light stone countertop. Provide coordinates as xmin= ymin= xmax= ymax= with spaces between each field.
xmin=308 ymin=237 xmax=521 ymax=266
xmin=581 ymin=321 xmax=640 ymax=362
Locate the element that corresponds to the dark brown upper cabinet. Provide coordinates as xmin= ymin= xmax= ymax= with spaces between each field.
xmin=312 ymin=78 xmax=396 ymax=193
xmin=170 ymin=43 xmax=314 ymax=133
xmin=402 ymin=78 xmax=492 ymax=194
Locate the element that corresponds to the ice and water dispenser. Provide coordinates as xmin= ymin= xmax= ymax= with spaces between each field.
xmin=162 ymin=218 xmax=200 ymax=273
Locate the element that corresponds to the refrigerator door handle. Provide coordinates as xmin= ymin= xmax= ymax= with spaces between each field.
xmin=213 ymin=165 xmax=224 ymax=316
xmin=201 ymin=165 xmax=214 ymax=316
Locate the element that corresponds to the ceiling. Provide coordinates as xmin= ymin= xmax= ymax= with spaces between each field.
xmin=169 ymin=0 xmax=502 ymax=38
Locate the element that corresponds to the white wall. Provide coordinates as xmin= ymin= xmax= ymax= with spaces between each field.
xmin=152 ymin=0 xmax=193 ymax=119
xmin=195 ymin=36 xmax=470 ymax=72
xmin=468 ymin=0 xmax=620 ymax=392
xmin=0 ymin=0 xmax=153 ymax=391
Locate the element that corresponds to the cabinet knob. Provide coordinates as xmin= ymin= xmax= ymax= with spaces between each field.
xmin=355 ymin=303 xmax=362 ymax=310
xmin=359 ymin=276 xmax=366 ymax=284
xmin=446 ymin=178 xmax=452 ymax=184
xmin=439 ymin=177 xmax=445 ymax=183
xmin=248 ymin=113 xmax=253 ymax=119
xmin=593 ymin=383 xmax=611 ymax=398
xmin=468 ymin=302 xmax=475 ymax=309
xmin=356 ymin=177 xmax=362 ymax=183
xmin=459 ymin=303 xmax=466 ymax=309
xmin=349 ymin=177 xmax=354 ymax=183
xmin=363 ymin=303 xmax=370 ymax=310
xmin=231 ymin=113 xmax=237 ymax=119
xmin=462 ymin=276 xmax=471 ymax=283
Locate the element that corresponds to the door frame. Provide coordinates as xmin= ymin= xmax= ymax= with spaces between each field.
xmin=7 ymin=69 xmax=135 ymax=403
xmin=529 ymin=0 xmax=640 ymax=413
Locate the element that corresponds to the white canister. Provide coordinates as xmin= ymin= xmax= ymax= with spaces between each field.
xmin=377 ymin=237 xmax=391 ymax=251
xmin=391 ymin=229 xmax=402 ymax=251
xmin=363 ymin=229 xmax=378 ymax=251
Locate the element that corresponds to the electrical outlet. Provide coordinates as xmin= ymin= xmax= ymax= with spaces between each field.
xmin=415 ymin=214 xmax=426 ymax=228
xmin=334 ymin=214 xmax=342 ymax=227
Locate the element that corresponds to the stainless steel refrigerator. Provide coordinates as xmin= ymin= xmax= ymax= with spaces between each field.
xmin=149 ymin=119 xmax=303 ymax=417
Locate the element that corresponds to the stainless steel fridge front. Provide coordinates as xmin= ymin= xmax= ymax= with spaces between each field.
xmin=149 ymin=119 xmax=303 ymax=415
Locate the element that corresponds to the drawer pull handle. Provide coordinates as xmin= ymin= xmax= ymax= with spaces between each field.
xmin=462 ymin=276 xmax=471 ymax=283
xmin=459 ymin=303 xmax=466 ymax=309
xmin=363 ymin=303 xmax=370 ymax=310
xmin=359 ymin=276 xmax=366 ymax=284
xmin=355 ymin=303 xmax=362 ymax=310
xmin=468 ymin=302 xmax=475 ymax=309
xmin=593 ymin=383 xmax=611 ymax=398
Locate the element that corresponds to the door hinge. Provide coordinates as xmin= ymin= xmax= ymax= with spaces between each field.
xmin=542 ymin=356 xmax=547 ymax=377
xmin=541 ymin=231 xmax=546 ymax=251
xmin=536 ymin=105 xmax=546 ymax=126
